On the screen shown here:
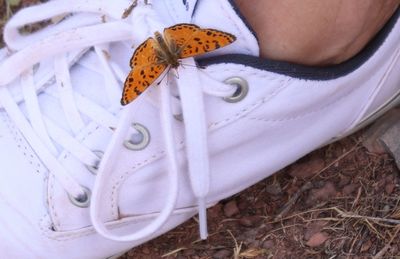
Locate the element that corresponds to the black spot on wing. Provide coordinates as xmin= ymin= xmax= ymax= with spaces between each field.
xmin=212 ymin=40 xmax=221 ymax=48
xmin=133 ymin=87 xmax=142 ymax=96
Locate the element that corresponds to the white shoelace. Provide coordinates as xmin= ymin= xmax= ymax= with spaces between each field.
xmin=0 ymin=0 xmax=236 ymax=241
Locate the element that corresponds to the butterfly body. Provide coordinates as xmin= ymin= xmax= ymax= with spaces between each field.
xmin=121 ymin=23 xmax=236 ymax=105
xmin=153 ymin=31 xmax=181 ymax=69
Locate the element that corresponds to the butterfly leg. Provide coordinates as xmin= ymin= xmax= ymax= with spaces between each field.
xmin=122 ymin=0 xmax=150 ymax=18
xmin=121 ymin=0 xmax=138 ymax=18
xmin=155 ymin=66 xmax=172 ymax=85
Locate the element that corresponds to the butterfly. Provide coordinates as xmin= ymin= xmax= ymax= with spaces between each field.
xmin=120 ymin=23 xmax=236 ymax=105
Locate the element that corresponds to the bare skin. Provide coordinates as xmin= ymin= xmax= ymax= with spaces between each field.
xmin=235 ymin=0 xmax=400 ymax=66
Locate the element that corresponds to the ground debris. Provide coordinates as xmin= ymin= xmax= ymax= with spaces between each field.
xmin=223 ymin=200 xmax=240 ymax=217
xmin=306 ymin=232 xmax=329 ymax=247
xmin=124 ymin=129 xmax=400 ymax=258
xmin=362 ymin=108 xmax=400 ymax=154
xmin=380 ymin=118 xmax=400 ymax=170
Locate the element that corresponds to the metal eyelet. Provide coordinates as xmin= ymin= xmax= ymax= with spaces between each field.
xmin=85 ymin=150 xmax=104 ymax=175
xmin=123 ymin=123 xmax=150 ymax=150
xmin=222 ymin=77 xmax=249 ymax=103
xmin=68 ymin=186 xmax=91 ymax=208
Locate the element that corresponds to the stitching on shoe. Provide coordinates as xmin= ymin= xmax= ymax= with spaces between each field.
xmin=0 ymin=114 xmax=58 ymax=236
xmin=209 ymin=81 xmax=288 ymax=129
xmin=38 ymin=204 xmax=196 ymax=241
xmin=109 ymin=141 xmax=184 ymax=218
xmin=218 ymin=1 xmax=252 ymax=55
xmin=48 ymin=174 xmax=61 ymax=229
xmin=203 ymin=67 xmax=290 ymax=129
xmin=1 ymin=113 xmax=45 ymax=175
xmin=50 ymin=124 xmax=102 ymax=229
xmin=203 ymin=65 xmax=381 ymax=127
xmin=245 ymin=74 xmax=380 ymax=124
xmin=108 ymin=70 xmax=287 ymax=215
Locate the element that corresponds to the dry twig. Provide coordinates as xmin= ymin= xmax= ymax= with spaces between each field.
xmin=372 ymin=226 xmax=400 ymax=259
xmin=333 ymin=207 xmax=400 ymax=225
xmin=275 ymin=182 xmax=313 ymax=219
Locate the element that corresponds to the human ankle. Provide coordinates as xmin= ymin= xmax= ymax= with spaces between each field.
xmin=235 ymin=0 xmax=400 ymax=66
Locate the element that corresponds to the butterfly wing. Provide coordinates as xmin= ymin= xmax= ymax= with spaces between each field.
xmin=163 ymin=23 xmax=236 ymax=59
xmin=122 ymin=38 xmax=167 ymax=105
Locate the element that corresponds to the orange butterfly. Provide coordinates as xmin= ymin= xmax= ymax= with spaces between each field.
xmin=120 ymin=23 xmax=236 ymax=105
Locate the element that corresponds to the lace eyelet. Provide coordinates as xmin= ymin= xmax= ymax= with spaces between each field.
xmin=85 ymin=150 xmax=104 ymax=175
xmin=223 ymin=77 xmax=249 ymax=103
xmin=68 ymin=186 xmax=91 ymax=208
xmin=123 ymin=123 xmax=150 ymax=150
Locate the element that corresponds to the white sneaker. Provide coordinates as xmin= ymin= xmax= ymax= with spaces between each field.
xmin=0 ymin=0 xmax=399 ymax=258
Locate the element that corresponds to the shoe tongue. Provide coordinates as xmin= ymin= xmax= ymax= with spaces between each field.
xmin=163 ymin=0 xmax=259 ymax=57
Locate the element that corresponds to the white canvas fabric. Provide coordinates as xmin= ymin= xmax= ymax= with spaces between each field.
xmin=0 ymin=0 xmax=399 ymax=258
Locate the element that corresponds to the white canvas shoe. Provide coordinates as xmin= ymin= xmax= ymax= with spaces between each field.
xmin=0 ymin=0 xmax=399 ymax=258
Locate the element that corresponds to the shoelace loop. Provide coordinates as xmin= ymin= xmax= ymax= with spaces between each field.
xmin=0 ymin=0 xmax=237 ymax=242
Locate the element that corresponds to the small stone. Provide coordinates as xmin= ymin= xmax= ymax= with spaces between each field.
xmin=286 ymin=184 xmax=299 ymax=196
xmin=385 ymin=183 xmax=396 ymax=194
xmin=360 ymin=239 xmax=372 ymax=252
xmin=223 ymin=200 xmax=239 ymax=217
xmin=386 ymin=174 xmax=395 ymax=182
xmin=290 ymin=157 xmax=325 ymax=179
xmin=237 ymin=198 xmax=250 ymax=210
xmin=308 ymin=181 xmax=337 ymax=203
xmin=213 ymin=249 xmax=232 ymax=259
xmin=208 ymin=203 xmax=222 ymax=219
xmin=249 ymin=240 xmax=261 ymax=248
xmin=254 ymin=200 xmax=265 ymax=209
xmin=343 ymin=183 xmax=358 ymax=195
xmin=239 ymin=216 xmax=262 ymax=227
xmin=306 ymin=232 xmax=329 ymax=247
xmin=377 ymin=177 xmax=386 ymax=189
xmin=304 ymin=222 xmax=326 ymax=240
xmin=183 ymin=250 xmax=194 ymax=256
xmin=142 ymin=247 xmax=150 ymax=254
xmin=239 ymin=217 xmax=254 ymax=227
xmin=242 ymin=229 xmax=259 ymax=239
xmin=262 ymin=240 xmax=274 ymax=249
xmin=383 ymin=204 xmax=391 ymax=214
xmin=342 ymin=169 xmax=357 ymax=176
xmin=380 ymin=116 xmax=400 ymax=169
xmin=263 ymin=223 xmax=273 ymax=232
xmin=338 ymin=176 xmax=351 ymax=187
xmin=362 ymin=108 xmax=400 ymax=154
xmin=266 ymin=182 xmax=282 ymax=195
xmin=390 ymin=244 xmax=399 ymax=254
